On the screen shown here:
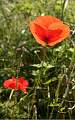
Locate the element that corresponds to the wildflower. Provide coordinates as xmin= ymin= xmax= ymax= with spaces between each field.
xmin=3 ymin=77 xmax=29 ymax=94
xmin=29 ymin=16 xmax=70 ymax=46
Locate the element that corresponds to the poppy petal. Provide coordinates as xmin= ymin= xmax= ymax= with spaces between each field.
xmin=30 ymin=22 xmax=47 ymax=46
xmin=3 ymin=79 xmax=16 ymax=90
xmin=48 ymin=24 xmax=70 ymax=46
xmin=18 ymin=77 xmax=29 ymax=86
xmin=33 ymin=16 xmax=63 ymax=28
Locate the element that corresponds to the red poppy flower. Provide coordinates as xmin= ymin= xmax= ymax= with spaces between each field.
xmin=3 ymin=77 xmax=29 ymax=94
xmin=29 ymin=16 xmax=70 ymax=46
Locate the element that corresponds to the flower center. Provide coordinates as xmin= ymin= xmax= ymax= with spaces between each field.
xmin=44 ymin=36 xmax=49 ymax=44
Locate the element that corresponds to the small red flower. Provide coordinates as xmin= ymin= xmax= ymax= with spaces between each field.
xmin=29 ymin=16 xmax=70 ymax=46
xmin=3 ymin=77 xmax=29 ymax=94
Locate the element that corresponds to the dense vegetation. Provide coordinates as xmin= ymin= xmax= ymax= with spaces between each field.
xmin=0 ymin=0 xmax=75 ymax=119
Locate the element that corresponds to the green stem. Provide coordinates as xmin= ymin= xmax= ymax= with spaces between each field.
xmin=9 ymin=89 xmax=14 ymax=100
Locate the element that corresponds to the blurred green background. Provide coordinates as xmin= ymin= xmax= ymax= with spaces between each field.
xmin=0 ymin=0 xmax=75 ymax=119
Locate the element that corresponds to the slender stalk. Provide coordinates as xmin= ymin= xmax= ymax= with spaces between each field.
xmin=9 ymin=89 xmax=14 ymax=100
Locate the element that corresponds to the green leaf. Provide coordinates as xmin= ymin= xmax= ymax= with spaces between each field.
xmin=50 ymin=103 xmax=60 ymax=107
xmin=31 ymin=62 xmax=54 ymax=69
xmin=43 ymin=77 xmax=57 ymax=85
